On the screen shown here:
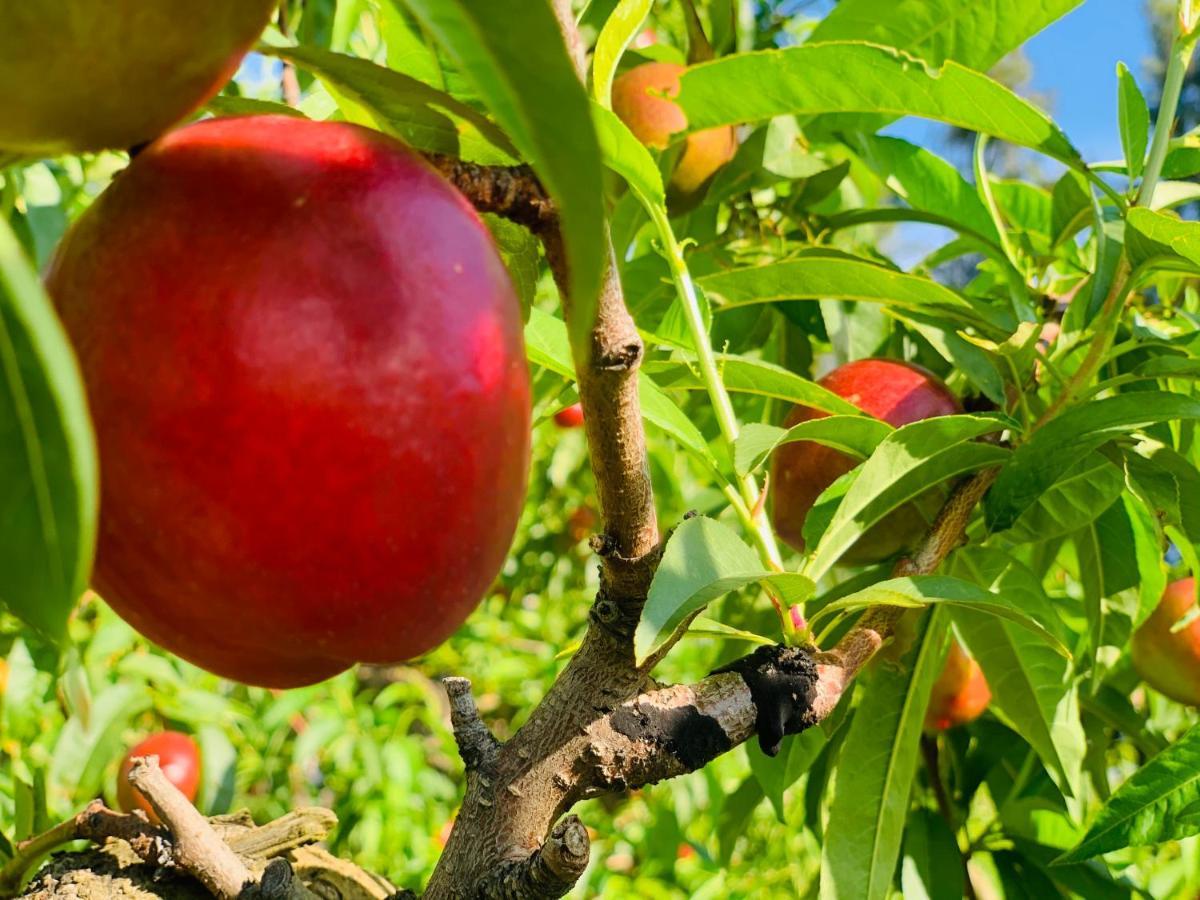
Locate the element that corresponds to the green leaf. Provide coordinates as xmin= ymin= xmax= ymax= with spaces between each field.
xmin=592 ymin=0 xmax=654 ymax=108
xmin=1003 ymin=453 xmax=1125 ymax=544
xmin=807 ymin=0 xmax=1084 ymax=71
xmin=635 ymin=516 xmax=815 ymax=663
xmin=205 ymin=95 xmax=309 ymax=119
xmin=1125 ymin=207 xmax=1200 ymax=272
xmin=397 ymin=0 xmax=606 ymax=356
xmin=902 ymin=808 xmax=965 ymax=900
xmin=646 ymin=354 xmax=863 ymax=414
xmin=733 ymin=417 xmax=892 ymax=477
xmin=592 ymin=101 xmax=665 ymax=207
xmin=1116 ymin=62 xmax=1150 ymax=182
xmin=1122 ymin=439 xmax=1200 ymax=543
xmin=814 ymin=575 xmax=1068 ymax=656
xmin=483 ymin=214 xmax=540 ymax=320
xmin=677 ymin=44 xmax=1082 ymax=167
xmin=524 ymin=309 xmax=715 ymax=462
xmin=805 ymin=415 xmax=1010 ymax=581
xmin=987 ymin=392 xmax=1200 ymax=531
xmin=0 ymin=216 xmax=97 ymax=643
xmin=949 ymin=548 xmax=1085 ymax=796
xmin=1057 ymin=723 xmax=1200 ymax=863
xmin=820 ymin=609 xmax=947 ymax=900
xmin=265 ymin=44 xmax=518 ymax=163
xmin=853 ymin=135 xmax=999 ymax=242
xmin=638 ymin=377 xmax=716 ymax=463
xmin=700 ymin=256 xmax=1003 ymax=332
xmin=378 ymin=0 xmax=445 ymax=86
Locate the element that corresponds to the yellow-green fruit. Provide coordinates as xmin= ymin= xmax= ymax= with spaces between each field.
xmin=612 ymin=61 xmax=736 ymax=199
xmin=0 ymin=0 xmax=277 ymax=155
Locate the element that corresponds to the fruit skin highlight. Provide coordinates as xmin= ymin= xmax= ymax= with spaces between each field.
xmin=1132 ymin=577 xmax=1200 ymax=706
xmin=612 ymin=61 xmax=737 ymax=199
xmin=770 ymin=359 xmax=961 ymax=563
xmin=48 ymin=116 xmax=531 ymax=688
xmin=117 ymin=731 xmax=201 ymax=823
xmin=0 ymin=1 xmax=277 ymax=154
xmin=924 ymin=639 xmax=991 ymax=732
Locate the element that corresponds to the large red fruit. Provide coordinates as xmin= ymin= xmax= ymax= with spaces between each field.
xmin=47 ymin=116 xmax=531 ymax=688
xmin=770 ymin=359 xmax=960 ymax=562
xmin=117 ymin=731 xmax=201 ymax=823
xmin=0 ymin=0 xmax=277 ymax=154
xmin=1132 ymin=577 xmax=1200 ymax=706
xmin=924 ymin=639 xmax=991 ymax=732
xmin=612 ymin=61 xmax=737 ymax=199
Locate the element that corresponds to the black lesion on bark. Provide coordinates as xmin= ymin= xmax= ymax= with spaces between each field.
xmin=715 ymin=645 xmax=820 ymax=757
xmin=609 ymin=700 xmax=734 ymax=772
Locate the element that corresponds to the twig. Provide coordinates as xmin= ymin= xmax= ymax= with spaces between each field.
xmin=127 ymin=757 xmax=255 ymax=899
xmin=0 ymin=801 xmax=170 ymax=897
xmin=444 ymin=677 xmax=500 ymax=772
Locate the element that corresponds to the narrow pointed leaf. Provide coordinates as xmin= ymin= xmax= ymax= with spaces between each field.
xmin=733 ymin=417 xmax=892 ymax=477
xmin=815 ymin=575 xmax=1068 ymax=656
xmin=0 ymin=217 xmax=97 ymax=643
xmin=806 ymin=416 xmax=1010 ymax=581
xmin=820 ymin=609 xmax=947 ymax=900
xmin=397 ymin=0 xmax=606 ymax=355
xmin=677 ymin=44 xmax=1082 ymax=167
xmin=1058 ymin=724 xmax=1200 ymax=863
xmin=636 ymin=516 xmax=815 ymax=663
xmin=592 ymin=0 xmax=654 ymax=108
xmin=987 ymin=392 xmax=1200 ymax=531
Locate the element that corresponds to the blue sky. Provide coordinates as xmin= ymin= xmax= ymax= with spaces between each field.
xmin=1024 ymin=0 xmax=1157 ymax=163
xmin=877 ymin=0 xmax=1159 ymax=263
xmin=885 ymin=0 xmax=1158 ymax=165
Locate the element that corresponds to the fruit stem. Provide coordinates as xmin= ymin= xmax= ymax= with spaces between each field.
xmin=648 ymin=205 xmax=785 ymax=573
xmin=1138 ymin=23 xmax=1198 ymax=208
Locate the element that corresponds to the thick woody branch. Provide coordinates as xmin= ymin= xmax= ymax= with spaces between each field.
xmin=567 ymin=468 xmax=1003 ymax=793
xmin=476 ymin=816 xmax=590 ymax=900
xmin=423 ymin=155 xmax=557 ymax=236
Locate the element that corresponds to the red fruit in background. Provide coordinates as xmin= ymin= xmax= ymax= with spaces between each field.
xmin=924 ymin=639 xmax=991 ymax=732
xmin=0 ymin=1 xmax=277 ymax=154
xmin=47 ymin=116 xmax=531 ymax=688
xmin=117 ymin=731 xmax=201 ymax=822
xmin=1132 ymin=577 xmax=1200 ymax=706
xmin=770 ymin=359 xmax=960 ymax=563
xmin=554 ymin=403 xmax=585 ymax=429
xmin=612 ymin=62 xmax=737 ymax=199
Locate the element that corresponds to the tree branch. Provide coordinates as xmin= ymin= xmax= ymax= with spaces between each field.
xmin=126 ymin=757 xmax=256 ymax=899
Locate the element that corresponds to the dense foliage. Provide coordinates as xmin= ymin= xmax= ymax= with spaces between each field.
xmin=5 ymin=0 xmax=1200 ymax=897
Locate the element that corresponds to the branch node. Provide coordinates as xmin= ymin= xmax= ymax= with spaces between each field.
xmin=478 ymin=816 xmax=590 ymax=899
xmin=443 ymin=677 xmax=500 ymax=772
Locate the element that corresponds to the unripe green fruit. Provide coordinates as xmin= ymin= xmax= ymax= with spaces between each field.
xmin=924 ymin=639 xmax=990 ymax=732
xmin=1132 ymin=577 xmax=1200 ymax=706
xmin=0 ymin=0 xmax=276 ymax=155
xmin=612 ymin=61 xmax=737 ymax=201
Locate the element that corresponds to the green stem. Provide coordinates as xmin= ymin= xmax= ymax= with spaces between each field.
xmin=649 ymin=206 xmax=784 ymax=573
xmin=1136 ymin=25 xmax=1198 ymax=207
xmin=974 ymin=136 xmax=1020 ymax=273
xmin=1035 ymin=258 xmax=1131 ymax=428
